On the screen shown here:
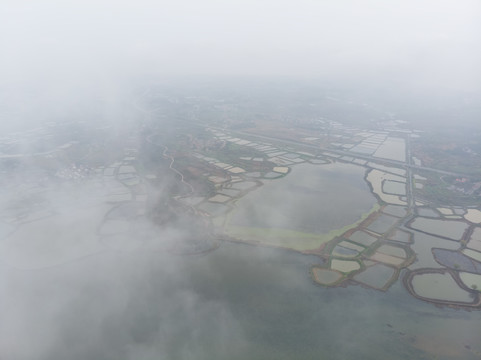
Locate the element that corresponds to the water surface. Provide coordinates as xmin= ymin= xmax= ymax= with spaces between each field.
xmin=229 ymin=162 xmax=376 ymax=234
xmin=4 ymin=241 xmax=481 ymax=360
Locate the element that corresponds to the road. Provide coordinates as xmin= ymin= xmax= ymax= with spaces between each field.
xmin=405 ymin=134 xmax=415 ymax=212
xmin=224 ymin=128 xmax=470 ymax=178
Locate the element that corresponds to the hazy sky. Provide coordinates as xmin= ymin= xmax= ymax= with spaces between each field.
xmin=1 ymin=0 xmax=480 ymax=91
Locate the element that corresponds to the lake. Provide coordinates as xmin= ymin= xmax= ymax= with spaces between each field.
xmin=6 ymin=242 xmax=480 ymax=360
xmin=225 ymin=162 xmax=377 ymax=249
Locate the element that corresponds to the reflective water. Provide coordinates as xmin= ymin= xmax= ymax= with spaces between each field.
xmin=409 ymin=218 xmax=468 ymax=240
xmin=4 ymin=241 xmax=481 ymax=359
xmin=228 ymin=162 xmax=376 ymax=234
xmin=411 ymin=272 xmax=473 ymax=303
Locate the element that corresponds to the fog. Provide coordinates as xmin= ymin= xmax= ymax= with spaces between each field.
xmin=1 ymin=0 xmax=479 ymax=133
xmin=2 ymin=1 xmax=481 ymax=90
xmin=1 ymin=1 xmax=481 ymax=359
